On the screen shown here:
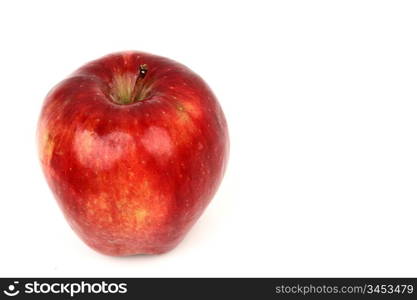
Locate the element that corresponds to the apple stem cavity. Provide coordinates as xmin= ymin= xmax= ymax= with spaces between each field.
xmin=111 ymin=64 xmax=149 ymax=105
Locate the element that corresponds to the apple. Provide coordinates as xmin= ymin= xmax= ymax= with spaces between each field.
xmin=37 ymin=51 xmax=229 ymax=256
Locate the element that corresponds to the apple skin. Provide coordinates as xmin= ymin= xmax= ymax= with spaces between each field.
xmin=37 ymin=51 xmax=229 ymax=256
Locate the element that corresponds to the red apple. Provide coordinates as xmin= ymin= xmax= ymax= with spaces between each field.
xmin=37 ymin=51 xmax=229 ymax=256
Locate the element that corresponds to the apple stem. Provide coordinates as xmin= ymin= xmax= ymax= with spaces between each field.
xmin=131 ymin=64 xmax=148 ymax=102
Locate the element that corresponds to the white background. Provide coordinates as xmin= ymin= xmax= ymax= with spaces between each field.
xmin=0 ymin=0 xmax=416 ymax=277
